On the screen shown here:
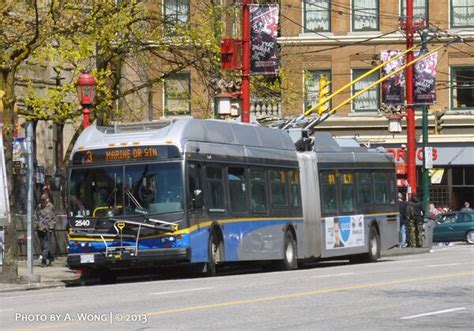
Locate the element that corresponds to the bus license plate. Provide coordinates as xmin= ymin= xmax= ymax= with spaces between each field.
xmin=80 ymin=254 xmax=94 ymax=264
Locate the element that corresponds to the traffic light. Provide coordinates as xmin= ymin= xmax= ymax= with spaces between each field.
xmin=317 ymin=75 xmax=330 ymax=116
xmin=434 ymin=110 xmax=445 ymax=134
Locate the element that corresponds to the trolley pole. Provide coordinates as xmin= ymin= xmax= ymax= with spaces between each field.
xmin=241 ymin=0 xmax=251 ymax=123
xmin=405 ymin=0 xmax=417 ymax=196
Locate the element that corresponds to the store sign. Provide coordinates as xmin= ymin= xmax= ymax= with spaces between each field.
xmin=386 ymin=147 xmax=438 ymax=162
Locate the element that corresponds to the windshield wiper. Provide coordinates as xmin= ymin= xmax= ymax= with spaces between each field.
xmin=124 ymin=188 xmax=178 ymax=231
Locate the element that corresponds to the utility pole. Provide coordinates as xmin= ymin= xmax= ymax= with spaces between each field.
xmin=420 ymin=29 xmax=431 ymax=215
xmin=241 ymin=0 xmax=251 ymax=123
xmin=405 ymin=0 xmax=417 ymax=197
xmin=25 ymin=121 xmax=40 ymax=283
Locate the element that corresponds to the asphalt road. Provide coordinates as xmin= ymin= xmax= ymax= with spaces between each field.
xmin=1 ymin=244 xmax=473 ymax=330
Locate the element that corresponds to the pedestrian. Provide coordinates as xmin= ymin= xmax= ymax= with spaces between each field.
xmin=406 ymin=193 xmax=424 ymax=248
xmin=461 ymin=201 xmax=473 ymax=212
xmin=35 ymin=193 xmax=56 ymax=267
xmin=428 ymin=203 xmax=440 ymax=220
xmin=398 ymin=192 xmax=408 ymax=247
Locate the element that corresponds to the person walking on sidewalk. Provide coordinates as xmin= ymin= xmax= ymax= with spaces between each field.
xmin=461 ymin=201 xmax=473 ymax=212
xmin=398 ymin=192 xmax=408 ymax=247
xmin=407 ymin=194 xmax=424 ymax=248
xmin=35 ymin=193 xmax=57 ymax=267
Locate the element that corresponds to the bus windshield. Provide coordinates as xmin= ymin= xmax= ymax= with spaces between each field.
xmin=68 ymin=162 xmax=183 ymax=218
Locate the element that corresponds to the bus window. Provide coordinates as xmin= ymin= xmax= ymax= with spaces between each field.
xmin=228 ymin=167 xmax=248 ymax=214
xmin=340 ymin=173 xmax=355 ymax=213
xmin=125 ymin=163 xmax=183 ymax=215
xmin=373 ymin=172 xmax=389 ymax=204
xmin=289 ymin=169 xmax=301 ymax=208
xmin=206 ymin=166 xmax=226 ymax=213
xmin=356 ymin=172 xmax=372 ymax=204
xmin=321 ymin=172 xmax=338 ymax=215
xmin=69 ymin=166 xmax=123 ymax=217
xmin=249 ymin=168 xmax=268 ymax=214
xmin=269 ymin=169 xmax=288 ymax=208
xmin=188 ymin=162 xmax=203 ymax=210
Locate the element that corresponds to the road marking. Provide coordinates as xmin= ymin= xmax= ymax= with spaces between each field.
xmin=427 ymin=263 xmax=461 ymax=267
xmin=151 ymin=287 xmax=214 ymax=295
xmin=312 ymin=272 xmax=354 ymax=278
xmin=401 ymin=307 xmax=466 ymax=320
xmin=144 ymin=272 xmax=473 ymax=317
xmin=388 ymin=259 xmax=424 ymax=264
xmin=0 ymin=308 xmax=14 ymax=312
xmin=17 ymin=271 xmax=473 ymax=330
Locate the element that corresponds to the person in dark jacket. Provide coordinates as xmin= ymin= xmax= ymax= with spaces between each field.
xmin=407 ymin=193 xmax=424 ymax=247
xmin=398 ymin=192 xmax=408 ymax=247
xmin=35 ymin=194 xmax=56 ymax=267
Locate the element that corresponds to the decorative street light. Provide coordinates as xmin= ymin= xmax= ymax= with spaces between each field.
xmin=75 ymin=72 xmax=96 ymax=128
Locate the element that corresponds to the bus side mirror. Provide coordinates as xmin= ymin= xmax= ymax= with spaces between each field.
xmin=193 ymin=189 xmax=203 ymax=210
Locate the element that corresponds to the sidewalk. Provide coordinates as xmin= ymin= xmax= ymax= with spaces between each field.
xmin=0 ymin=257 xmax=81 ymax=293
xmin=0 ymin=247 xmax=432 ymax=293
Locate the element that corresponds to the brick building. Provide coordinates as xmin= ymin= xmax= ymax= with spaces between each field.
xmin=142 ymin=1 xmax=474 ymax=209
xmin=275 ymin=0 xmax=474 ymax=209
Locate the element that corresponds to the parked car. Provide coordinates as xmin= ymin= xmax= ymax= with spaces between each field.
xmin=433 ymin=212 xmax=474 ymax=244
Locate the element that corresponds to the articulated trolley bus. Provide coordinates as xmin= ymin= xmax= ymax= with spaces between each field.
xmin=67 ymin=119 xmax=399 ymax=280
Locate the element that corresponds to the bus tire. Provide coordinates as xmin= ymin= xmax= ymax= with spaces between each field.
xmin=207 ymin=229 xmax=223 ymax=276
xmin=281 ymin=230 xmax=297 ymax=270
xmin=366 ymin=226 xmax=380 ymax=262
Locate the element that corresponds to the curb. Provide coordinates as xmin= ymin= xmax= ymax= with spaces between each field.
xmin=381 ymin=247 xmax=431 ymax=257
xmin=0 ymin=282 xmax=67 ymax=293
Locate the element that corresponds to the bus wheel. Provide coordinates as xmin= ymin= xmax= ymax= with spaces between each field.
xmin=99 ymin=270 xmax=117 ymax=284
xmin=366 ymin=226 xmax=380 ymax=262
xmin=207 ymin=230 xmax=223 ymax=276
xmin=281 ymin=230 xmax=297 ymax=270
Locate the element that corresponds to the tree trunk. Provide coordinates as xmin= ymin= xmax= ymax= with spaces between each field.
xmin=0 ymin=69 xmax=19 ymax=283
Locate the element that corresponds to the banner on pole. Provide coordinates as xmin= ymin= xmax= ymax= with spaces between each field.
xmin=250 ymin=4 xmax=279 ymax=75
xmin=381 ymin=50 xmax=405 ymax=105
xmin=414 ymin=51 xmax=437 ymax=105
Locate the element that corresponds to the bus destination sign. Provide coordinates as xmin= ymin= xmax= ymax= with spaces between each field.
xmin=72 ymin=145 xmax=180 ymax=165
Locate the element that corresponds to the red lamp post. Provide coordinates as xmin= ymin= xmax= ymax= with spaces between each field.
xmin=75 ymin=72 xmax=96 ymax=128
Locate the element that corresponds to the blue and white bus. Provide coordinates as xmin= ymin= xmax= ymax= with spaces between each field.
xmin=66 ymin=119 xmax=399 ymax=280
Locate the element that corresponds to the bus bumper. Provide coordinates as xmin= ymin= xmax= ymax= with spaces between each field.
xmin=67 ymin=248 xmax=191 ymax=269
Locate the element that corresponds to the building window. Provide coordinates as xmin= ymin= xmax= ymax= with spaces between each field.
xmin=305 ymin=70 xmax=331 ymax=112
xmin=352 ymin=0 xmax=379 ymax=31
xmin=451 ymin=67 xmax=474 ymax=111
xmin=451 ymin=0 xmax=474 ymax=28
xmin=401 ymin=0 xmax=429 ymax=22
xmin=164 ymin=73 xmax=191 ymax=116
xmin=164 ymin=0 xmax=189 ymax=34
xmin=304 ymin=0 xmax=331 ymax=32
xmin=352 ymin=69 xmax=380 ymax=112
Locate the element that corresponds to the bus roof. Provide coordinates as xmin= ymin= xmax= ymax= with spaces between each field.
xmin=71 ymin=119 xmax=296 ymax=158
xmin=311 ymin=132 xmax=395 ymax=166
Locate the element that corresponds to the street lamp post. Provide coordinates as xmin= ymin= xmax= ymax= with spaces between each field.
xmin=75 ymin=72 xmax=96 ymax=128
